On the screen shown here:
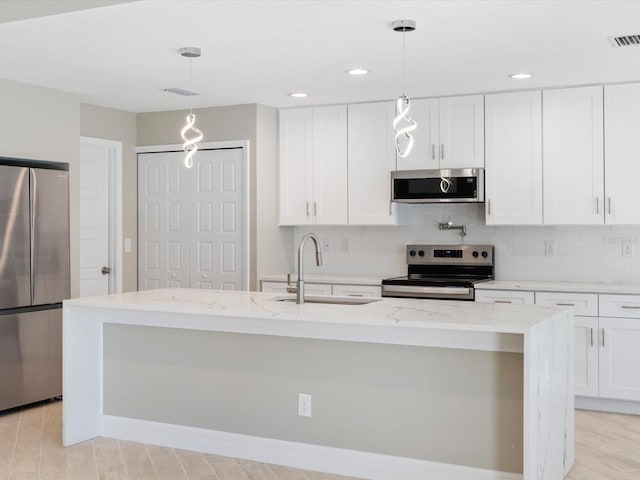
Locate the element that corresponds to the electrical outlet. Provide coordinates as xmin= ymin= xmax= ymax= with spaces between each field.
xmin=342 ymin=238 xmax=352 ymax=254
xmin=298 ymin=393 xmax=311 ymax=417
xmin=322 ymin=238 xmax=331 ymax=253
xmin=545 ymin=240 xmax=556 ymax=257
xmin=623 ymin=240 xmax=633 ymax=258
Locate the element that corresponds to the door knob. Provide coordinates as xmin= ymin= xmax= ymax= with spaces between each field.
xmin=101 ymin=266 xmax=112 ymax=275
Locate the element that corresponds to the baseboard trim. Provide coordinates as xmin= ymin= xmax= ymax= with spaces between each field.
xmin=102 ymin=415 xmax=522 ymax=480
xmin=576 ymin=396 xmax=640 ymax=415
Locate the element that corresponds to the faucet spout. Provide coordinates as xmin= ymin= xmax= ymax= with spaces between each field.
xmin=296 ymin=233 xmax=323 ymax=304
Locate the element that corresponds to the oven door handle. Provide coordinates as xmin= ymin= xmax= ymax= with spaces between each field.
xmin=382 ymin=285 xmax=472 ymax=296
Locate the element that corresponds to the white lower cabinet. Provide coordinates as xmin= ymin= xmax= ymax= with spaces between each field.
xmin=260 ymin=281 xmax=380 ymax=298
xmin=574 ymin=316 xmax=599 ymax=397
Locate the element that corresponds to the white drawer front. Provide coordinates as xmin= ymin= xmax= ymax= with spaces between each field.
xmin=535 ymin=292 xmax=598 ymax=317
xmin=261 ymin=281 xmax=288 ymax=293
xmin=475 ymin=289 xmax=535 ymax=305
xmin=600 ymin=294 xmax=640 ymax=318
xmin=261 ymin=281 xmax=332 ymax=296
xmin=332 ymin=284 xmax=381 ymax=298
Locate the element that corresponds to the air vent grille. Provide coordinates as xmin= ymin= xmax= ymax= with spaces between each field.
xmin=161 ymin=87 xmax=200 ymax=96
xmin=608 ymin=35 xmax=640 ymax=47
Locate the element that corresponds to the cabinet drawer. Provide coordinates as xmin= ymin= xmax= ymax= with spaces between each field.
xmin=600 ymin=294 xmax=640 ymax=318
xmin=260 ymin=281 xmax=332 ymax=296
xmin=261 ymin=281 xmax=289 ymax=293
xmin=475 ymin=289 xmax=535 ymax=305
xmin=332 ymin=284 xmax=381 ymax=298
xmin=535 ymin=292 xmax=598 ymax=317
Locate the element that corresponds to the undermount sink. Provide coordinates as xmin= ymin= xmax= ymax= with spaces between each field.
xmin=274 ymin=295 xmax=381 ymax=306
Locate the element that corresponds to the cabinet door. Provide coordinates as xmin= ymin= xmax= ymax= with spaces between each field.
xmin=604 ymin=83 xmax=640 ymax=224
xmin=543 ymin=86 xmax=604 ymax=224
xmin=138 ymin=151 xmax=190 ymax=290
xmin=574 ymin=316 xmax=599 ymax=397
xmin=485 ymin=91 xmax=542 ymax=225
xmin=347 ymin=102 xmax=397 ymax=225
xmin=278 ymin=108 xmax=313 ymax=225
xmin=395 ymin=98 xmax=439 ymax=171
xmin=439 ymin=95 xmax=484 ymax=169
xmin=474 ymin=289 xmax=535 ymax=305
xmin=312 ymin=106 xmax=348 ymax=224
xmin=599 ymin=316 xmax=640 ymax=401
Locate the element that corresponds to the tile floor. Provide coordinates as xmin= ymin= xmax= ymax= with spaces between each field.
xmin=0 ymin=400 xmax=639 ymax=479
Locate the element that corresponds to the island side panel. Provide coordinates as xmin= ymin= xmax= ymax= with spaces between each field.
xmin=523 ymin=311 xmax=574 ymax=480
xmin=62 ymin=304 xmax=103 ymax=446
xmin=102 ymin=323 xmax=525 ymax=474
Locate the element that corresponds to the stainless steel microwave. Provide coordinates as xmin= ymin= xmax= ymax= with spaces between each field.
xmin=391 ymin=168 xmax=485 ymax=203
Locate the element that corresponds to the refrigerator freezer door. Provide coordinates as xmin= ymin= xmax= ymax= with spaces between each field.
xmin=0 ymin=166 xmax=31 ymax=309
xmin=31 ymin=169 xmax=70 ymax=305
xmin=0 ymin=307 xmax=62 ymax=411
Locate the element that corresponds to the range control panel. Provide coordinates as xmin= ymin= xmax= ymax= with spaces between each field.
xmin=406 ymin=244 xmax=494 ymax=266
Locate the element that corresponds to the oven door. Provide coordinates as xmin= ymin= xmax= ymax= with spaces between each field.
xmin=391 ymin=168 xmax=484 ymax=203
xmin=381 ymin=284 xmax=475 ymax=300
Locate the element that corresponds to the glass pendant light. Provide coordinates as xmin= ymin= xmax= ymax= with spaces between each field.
xmin=391 ymin=20 xmax=417 ymax=158
xmin=179 ymin=47 xmax=204 ymax=169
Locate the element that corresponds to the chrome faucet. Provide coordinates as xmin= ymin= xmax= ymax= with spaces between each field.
xmin=287 ymin=233 xmax=323 ymax=304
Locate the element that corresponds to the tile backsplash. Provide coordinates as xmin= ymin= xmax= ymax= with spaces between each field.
xmin=293 ymin=204 xmax=640 ymax=284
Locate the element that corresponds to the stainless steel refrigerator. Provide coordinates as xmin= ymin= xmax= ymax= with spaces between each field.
xmin=0 ymin=159 xmax=70 ymax=411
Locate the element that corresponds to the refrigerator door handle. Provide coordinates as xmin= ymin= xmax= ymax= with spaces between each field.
xmin=30 ymin=169 xmax=37 ymax=303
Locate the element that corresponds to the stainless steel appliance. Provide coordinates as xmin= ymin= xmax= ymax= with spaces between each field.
xmin=0 ymin=159 xmax=69 ymax=411
xmin=391 ymin=168 xmax=484 ymax=203
xmin=381 ymin=244 xmax=494 ymax=300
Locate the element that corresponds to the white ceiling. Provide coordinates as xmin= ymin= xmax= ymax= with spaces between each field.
xmin=1 ymin=0 xmax=640 ymax=113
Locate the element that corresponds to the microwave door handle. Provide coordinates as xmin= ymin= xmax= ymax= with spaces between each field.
xmin=432 ymin=144 xmax=436 ymax=160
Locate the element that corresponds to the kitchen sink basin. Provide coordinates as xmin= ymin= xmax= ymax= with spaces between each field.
xmin=274 ymin=295 xmax=380 ymax=305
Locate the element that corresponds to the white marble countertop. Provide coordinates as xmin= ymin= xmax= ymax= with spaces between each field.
xmin=477 ymin=280 xmax=640 ymax=295
xmin=64 ymin=288 xmax=566 ymax=336
xmin=259 ymin=274 xmax=386 ymax=286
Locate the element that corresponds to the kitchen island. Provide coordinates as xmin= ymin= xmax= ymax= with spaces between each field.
xmin=63 ymin=289 xmax=574 ymax=480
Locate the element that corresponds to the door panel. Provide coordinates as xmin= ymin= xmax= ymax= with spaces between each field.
xmin=0 ymin=166 xmax=30 ymax=309
xmin=31 ymin=168 xmax=70 ymax=305
xmin=599 ymin=316 xmax=640 ymax=401
xmin=574 ymin=316 xmax=598 ymax=397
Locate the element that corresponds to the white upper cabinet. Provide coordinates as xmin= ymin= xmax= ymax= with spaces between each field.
xmin=439 ymin=95 xmax=485 ymax=169
xmin=278 ymin=106 xmax=348 ymax=225
xmin=396 ymin=95 xmax=484 ymax=171
xmin=348 ymin=102 xmax=397 ymax=225
xmin=604 ymin=83 xmax=640 ymax=224
xmin=543 ymin=86 xmax=604 ymax=225
xmin=485 ymin=91 xmax=542 ymax=225
xmin=395 ymin=98 xmax=439 ymax=171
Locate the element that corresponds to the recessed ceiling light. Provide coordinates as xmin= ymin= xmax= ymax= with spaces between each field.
xmin=346 ymin=68 xmax=369 ymax=76
xmin=288 ymin=92 xmax=309 ymax=98
xmin=509 ymin=73 xmax=533 ymax=79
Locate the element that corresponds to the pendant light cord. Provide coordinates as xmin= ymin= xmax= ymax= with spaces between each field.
xmin=402 ymin=31 xmax=406 ymax=96
xmin=189 ymin=57 xmax=193 ymax=115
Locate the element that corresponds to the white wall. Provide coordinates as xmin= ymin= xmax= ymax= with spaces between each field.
xmin=292 ymin=204 xmax=640 ymax=284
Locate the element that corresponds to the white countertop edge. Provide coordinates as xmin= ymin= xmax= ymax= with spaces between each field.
xmin=477 ymin=280 xmax=640 ymax=295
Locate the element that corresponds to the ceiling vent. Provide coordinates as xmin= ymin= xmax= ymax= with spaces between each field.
xmin=608 ymin=35 xmax=640 ymax=47
xmin=161 ymin=87 xmax=200 ymax=96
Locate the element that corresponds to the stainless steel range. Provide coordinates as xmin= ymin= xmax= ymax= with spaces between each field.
xmin=381 ymin=244 xmax=494 ymax=301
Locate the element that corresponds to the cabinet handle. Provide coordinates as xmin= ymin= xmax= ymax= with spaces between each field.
xmin=608 ymin=197 xmax=612 ymax=215
xmin=596 ymin=196 xmax=600 ymax=215
xmin=347 ymin=294 xmax=364 ymax=297
xmin=555 ymin=303 xmax=575 ymax=306
xmin=306 ymin=201 xmax=310 ymax=216
xmin=590 ymin=328 xmax=594 ymax=347
xmin=487 ymin=199 xmax=491 ymax=216
xmin=440 ymin=143 xmax=444 ymax=160
xmin=313 ymin=201 xmax=318 ymax=217
xmin=389 ymin=200 xmax=393 ymax=215
xmin=494 ymin=300 xmax=512 ymax=304
xmin=432 ymin=144 xmax=436 ymax=160
xmin=602 ymin=328 xmax=605 ymax=347
xmin=621 ymin=305 xmax=640 ymax=309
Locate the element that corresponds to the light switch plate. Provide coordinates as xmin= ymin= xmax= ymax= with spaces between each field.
xmin=124 ymin=238 xmax=132 ymax=253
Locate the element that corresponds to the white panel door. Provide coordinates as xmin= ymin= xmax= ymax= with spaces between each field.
xmin=485 ymin=91 xmax=542 ymax=225
xmin=278 ymin=108 xmax=313 ymax=225
xmin=395 ymin=98 xmax=439 ymax=171
xmin=347 ymin=102 xmax=397 ymax=225
xmin=439 ymin=95 xmax=484 ymax=169
xmin=312 ymin=105 xmax=348 ymax=224
xmin=599 ymin=316 xmax=640 ymax=401
xmin=574 ymin=316 xmax=599 ymax=397
xmin=190 ymin=148 xmax=245 ymax=290
xmin=138 ymin=151 xmax=190 ymax=290
xmin=604 ymin=83 xmax=640 ymax=224
xmin=79 ymin=143 xmax=110 ymax=297
xmin=543 ymin=86 xmax=604 ymax=224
